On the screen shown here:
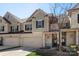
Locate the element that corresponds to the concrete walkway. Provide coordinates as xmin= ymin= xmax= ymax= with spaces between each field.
xmin=0 ymin=47 xmax=35 ymax=56
xmin=0 ymin=46 xmax=13 ymax=50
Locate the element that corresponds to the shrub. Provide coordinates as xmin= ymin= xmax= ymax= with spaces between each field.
xmin=69 ymin=44 xmax=77 ymax=52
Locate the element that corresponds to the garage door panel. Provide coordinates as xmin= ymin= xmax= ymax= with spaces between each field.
xmin=23 ymin=37 xmax=42 ymax=48
xmin=3 ymin=38 xmax=19 ymax=46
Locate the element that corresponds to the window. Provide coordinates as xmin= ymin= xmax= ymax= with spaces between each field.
xmin=63 ymin=23 xmax=70 ymax=28
xmin=77 ymin=14 xmax=79 ymax=23
xmin=36 ymin=20 xmax=44 ymax=28
xmin=10 ymin=26 xmax=19 ymax=32
xmin=0 ymin=26 xmax=4 ymax=32
xmin=25 ymin=24 xmax=32 ymax=31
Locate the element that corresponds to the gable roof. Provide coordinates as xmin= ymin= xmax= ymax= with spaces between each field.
xmin=0 ymin=16 xmax=11 ymax=24
xmin=3 ymin=12 xmax=21 ymax=24
xmin=72 ymin=3 xmax=79 ymax=9
xmin=3 ymin=17 xmax=11 ymax=24
xmin=68 ymin=4 xmax=79 ymax=12
xmin=25 ymin=9 xmax=47 ymax=22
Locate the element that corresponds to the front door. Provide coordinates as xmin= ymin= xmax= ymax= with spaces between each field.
xmin=62 ymin=32 xmax=66 ymax=46
xmin=52 ymin=34 xmax=57 ymax=47
xmin=0 ymin=37 xmax=3 ymax=46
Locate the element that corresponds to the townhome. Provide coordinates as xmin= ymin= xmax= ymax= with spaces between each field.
xmin=0 ymin=4 xmax=79 ymax=48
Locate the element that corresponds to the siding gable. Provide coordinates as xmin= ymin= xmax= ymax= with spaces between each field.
xmin=25 ymin=9 xmax=47 ymax=22
xmin=3 ymin=12 xmax=21 ymax=24
xmin=0 ymin=16 xmax=9 ymax=24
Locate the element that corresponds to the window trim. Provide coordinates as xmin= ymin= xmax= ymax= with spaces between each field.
xmin=10 ymin=26 xmax=19 ymax=32
xmin=36 ymin=20 xmax=44 ymax=28
xmin=25 ymin=24 xmax=32 ymax=31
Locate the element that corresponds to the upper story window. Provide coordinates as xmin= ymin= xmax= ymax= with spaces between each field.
xmin=25 ymin=24 xmax=32 ymax=31
xmin=77 ymin=14 xmax=79 ymax=23
xmin=0 ymin=26 xmax=4 ymax=32
xmin=63 ymin=23 xmax=70 ymax=28
xmin=36 ymin=20 xmax=44 ymax=28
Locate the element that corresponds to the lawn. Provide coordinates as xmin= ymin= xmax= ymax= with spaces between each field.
xmin=27 ymin=51 xmax=42 ymax=56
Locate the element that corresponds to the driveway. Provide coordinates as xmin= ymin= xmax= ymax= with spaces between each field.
xmin=0 ymin=47 xmax=36 ymax=56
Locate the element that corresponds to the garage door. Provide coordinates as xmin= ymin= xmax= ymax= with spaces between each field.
xmin=22 ymin=37 xmax=43 ymax=48
xmin=3 ymin=37 xmax=19 ymax=46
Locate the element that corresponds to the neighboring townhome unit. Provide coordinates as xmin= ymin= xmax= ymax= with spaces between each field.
xmin=0 ymin=16 xmax=10 ymax=33
xmin=59 ymin=3 xmax=79 ymax=47
xmin=3 ymin=12 xmax=21 ymax=33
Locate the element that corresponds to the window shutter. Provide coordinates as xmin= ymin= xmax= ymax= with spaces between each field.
xmin=42 ymin=20 xmax=44 ymax=28
xmin=78 ymin=14 xmax=79 ymax=23
xmin=36 ymin=21 xmax=38 ymax=28
xmin=25 ymin=25 xmax=27 ymax=30
xmin=10 ymin=26 xmax=12 ymax=32
xmin=17 ymin=26 xmax=19 ymax=31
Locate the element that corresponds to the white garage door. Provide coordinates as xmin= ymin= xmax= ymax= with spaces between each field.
xmin=3 ymin=38 xmax=19 ymax=46
xmin=22 ymin=37 xmax=43 ymax=48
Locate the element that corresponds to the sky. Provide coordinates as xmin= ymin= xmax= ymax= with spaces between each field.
xmin=0 ymin=3 xmax=51 ymax=19
xmin=0 ymin=3 xmax=76 ymax=19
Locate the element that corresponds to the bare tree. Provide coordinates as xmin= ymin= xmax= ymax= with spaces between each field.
xmin=48 ymin=3 xmax=75 ymax=51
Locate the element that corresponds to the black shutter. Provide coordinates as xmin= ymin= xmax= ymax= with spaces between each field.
xmin=2 ymin=26 xmax=4 ymax=31
xmin=36 ymin=21 xmax=38 ymax=28
xmin=17 ymin=26 xmax=19 ymax=31
xmin=10 ymin=26 xmax=12 ymax=32
xmin=78 ymin=14 xmax=79 ymax=23
xmin=25 ymin=25 xmax=27 ymax=30
xmin=42 ymin=20 xmax=44 ymax=28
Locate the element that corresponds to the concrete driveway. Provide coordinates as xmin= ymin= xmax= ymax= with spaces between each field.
xmin=0 ymin=47 xmax=35 ymax=56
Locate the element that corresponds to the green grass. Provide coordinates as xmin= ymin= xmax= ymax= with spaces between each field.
xmin=27 ymin=51 xmax=42 ymax=56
